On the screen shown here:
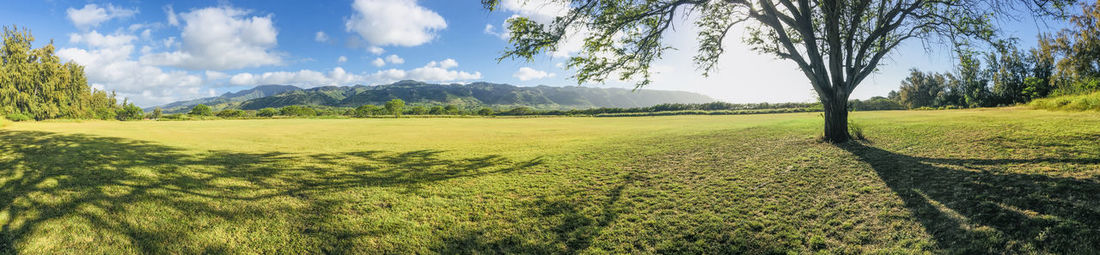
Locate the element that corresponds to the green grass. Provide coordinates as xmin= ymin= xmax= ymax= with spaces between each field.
xmin=1030 ymin=91 xmax=1100 ymax=111
xmin=1 ymin=109 xmax=1098 ymax=253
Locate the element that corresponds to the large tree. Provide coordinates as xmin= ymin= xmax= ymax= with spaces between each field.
xmin=483 ymin=0 xmax=1071 ymax=142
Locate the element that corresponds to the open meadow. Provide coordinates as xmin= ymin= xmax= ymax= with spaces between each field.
xmin=2 ymin=108 xmax=1099 ymax=254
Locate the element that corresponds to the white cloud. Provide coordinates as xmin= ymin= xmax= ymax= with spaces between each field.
xmin=372 ymin=58 xmax=386 ymax=67
xmin=345 ymin=0 xmax=446 ymax=47
xmin=229 ymin=59 xmax=481 ymax=87
xmin=58 ymin=30 xmax=206 ymax=107
xmin=140 ymin=6 xmax=281 ymax=70
xmin=164 ymin=5 xmax=180 ymax=26
xmin=368 ymin=46 xmax=385 ymax=55
xmin=513 ymin=67 xmax=555 ymax=81
xmin=315 ymin=31 xmax=329 ymax=42
xmin=68 ymin=31 xmax=136 ymax=48
xmin=67 ymin=4 xmax=138 ymax=29
xmin=338 ymin=56 xmax=348 ymax=64
xmin=500 ymin=0 xmax=568 ymax=24
xmin=385 ymin=54 xmax=405 ymax=65
xmin=494 ymin=1 xmax=582 ymax=58
xmin=206 ymin=71 xmax=228 ymax=80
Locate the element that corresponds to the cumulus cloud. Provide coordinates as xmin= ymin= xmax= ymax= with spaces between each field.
xmin=67 ymin=4 xmax=138 ymax=29
xmin=385 ymin=54 xmax=405 ymax=65
xmin=368 ymin=46 xmax=385 ymax=55
xmin=345 ymin=0 xmax=446 ymax=47
xmin=58 ymin=30 xmax=206 ymax=107
xmin=372 ymin=58 xmax=386 ymax=67
xmin=513 ymin=67 xmax=555 ymax=81
xmin=315 ymin=31 xmax=329 ymax=42
xmin=164 ymin=6 xmax=180 ymax=26
xmin=338 ymin=56 xmax=348 ymax=64
xmin=140 ymin=6 xmax=281 ymax=70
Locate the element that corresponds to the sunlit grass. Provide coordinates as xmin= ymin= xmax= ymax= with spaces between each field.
xmin=2 ymin=109 xmax=1098 ymax=253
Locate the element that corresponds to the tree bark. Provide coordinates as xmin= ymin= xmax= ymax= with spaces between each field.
xmin=821 ymin=94 xmax=850 ymax=143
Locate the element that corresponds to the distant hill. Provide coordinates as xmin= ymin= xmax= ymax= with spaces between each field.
xmin=154 ymin=81 xmax=716 ymax=113
xmin=150 ymin=85 xmax=301 ymax=113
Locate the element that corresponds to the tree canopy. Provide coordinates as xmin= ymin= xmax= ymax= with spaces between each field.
xmin=483 ymin=0 xmax=1071 ymax=142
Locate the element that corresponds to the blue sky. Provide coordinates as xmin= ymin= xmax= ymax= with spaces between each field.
xmin=0 ymin=0 xmax=1068 ymax=107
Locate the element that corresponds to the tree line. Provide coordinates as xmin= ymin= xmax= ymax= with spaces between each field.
xmin=890 ymin=1 xmax=1100 ymax=109
xmin=0 ymin=26 xmax=135 ymax=121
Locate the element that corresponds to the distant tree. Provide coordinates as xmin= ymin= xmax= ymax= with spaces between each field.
xmin=216 ymin=109 xmax=245 ymax=118
xmin=189 ymin=104 xmax=213 ymax=116
xmin=1049 ymin=1 xmax=1100 ymax=95
xmin=443 ymin=105 xmax=459 ymax=115
xmin=955 ymin=51 xmax=993 ymax=108
xmin=409 ymin=106 xmax=429 ymax=115
xmin=429 ymin=106 xmax=445 ymax=115
xmin=483 ymin=0 xmax=1071 ymax=142
xmin=477 ymin=107 xmax=494 ymax=116
xmin=257 ymin=107 xmax=278 ymax=117
xmin=116 ymin=101 xmax=144 ymax=121
xmin=150 ymin=107 xmax=163 ymax=120
xmin=507 ymin=106 xmax=532 ymax=115
xmin=897 ymin=69 xmax=946 ymax=109
xmin=385 ymin=99 xmax=405 ymax=117
xmin=1 ymin=26 xmax=119 ymax=120
xmin=280 ymin=105 xmax=316 ymax=117
xmin=355 ymin=105 xmax=381 ymax=117
xmin=1025 ymin=35 xmax=1057 ymax=99
xmin=986 ymin=45 xmax=1030 ymax=105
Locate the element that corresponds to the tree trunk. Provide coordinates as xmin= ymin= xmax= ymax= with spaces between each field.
xmin=822 ymin=95 xmax=850 ymax=143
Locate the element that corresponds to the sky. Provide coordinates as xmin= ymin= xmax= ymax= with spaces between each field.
xmin=0 ymin=0 xmax=1070 ymax=107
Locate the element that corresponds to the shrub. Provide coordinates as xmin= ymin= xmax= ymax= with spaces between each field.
xmin=216 ymin=109 xmax=246 ymax=118
xmin=429 ymin=106 xmax=445 ymax=115
xmin=409 ymin=106 xmax=429 ymax=115
xmin=477 ymin=107 xmax=494 ymax=116
xmin=149 ymin=107 xmax=163 ymax=119
xmin=5 ymin=113 xmax=32 ymax=122
xmin=280 ymin=105 xmax=317 ymax=117
xmin=257 ymin=108 xmax=279 ymax=117
xmin=355 ymin=105 xmax=382 ymax=117
xmin=190 ymin=104 xmax=213 ymax=116
xmin=385 ymin=99 xmax=405 ymax=117
xmin=116 ymin=103 xmax=144 ymax=121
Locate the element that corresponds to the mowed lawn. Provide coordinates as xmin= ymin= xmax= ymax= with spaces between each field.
xmin=1 ymin=109 xmax=1099 ymax=254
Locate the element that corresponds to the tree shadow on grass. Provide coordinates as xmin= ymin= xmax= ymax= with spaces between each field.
xmin=840 ymin=141 xmax=1100 ymax=253
xmin=0 ymin=130 xmax=542 ymax=254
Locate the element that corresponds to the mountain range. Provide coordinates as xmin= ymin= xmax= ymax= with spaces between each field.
xmin=151 ymin=80 xmax=716 ymax=113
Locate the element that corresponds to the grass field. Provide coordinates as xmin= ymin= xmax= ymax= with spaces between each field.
xmin=1 ymin=108 xmax=1099 ymax=253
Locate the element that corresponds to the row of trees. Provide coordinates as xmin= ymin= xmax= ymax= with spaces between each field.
xmin=0 ymin=26 xmax=133 ymax=121
xmin=891 ymin=2 xmax=1100 ymax=109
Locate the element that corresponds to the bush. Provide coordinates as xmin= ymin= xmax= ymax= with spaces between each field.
xmin=429 ymin=106 xmax=445 ymax=115
xmin=477 ymin=107 xmax=494 ymax=116
xmin=216 ymin=109 xmax=246 ymax=118
xmin=257 ymin=108 xmax=279 ymax=117
xmin=385 ymin=99 xmax=405 ymax=117
xmin=409 ymin=106 xmax=429 ymax=115
xmin=280 ymin=105 xmax=316 ymax=117
xmin=1030 ymin=91 xmax=1100 ymax=111
xmin=190 ymin=104 xmax=213 ymax=116
xmin=117 ymin=103 xmax=144 ymax=121
xmin=5 ymin=113 xmax=32 ymax=122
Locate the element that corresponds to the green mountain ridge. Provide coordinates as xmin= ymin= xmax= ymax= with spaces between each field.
xmin=153 ymin=80 xmax=717 ymax=113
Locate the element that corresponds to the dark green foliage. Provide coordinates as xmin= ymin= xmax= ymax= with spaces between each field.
xmin=385 ymin=99 xmax=405 ymax=117
xmin=149 ymin=107 xmax=163 ymax=120
xmin=354 ymin=105 xmax=382 ymax=117
xmin=505 ymin=107 xmax=532 ymax=115
xmin=0 ymin=26 xmax=120 ymax=120
xmin=5 ymin=113 xmax=31 ymax=122
xmin=897 ymin=70 xmax=947 ymax=109
xmin=279 ymin=105 xmax=316 ymax=117
xmin=428 ymin=106 xmax=445 ymax=115
xmin=848 ymin=97 xmax=905 ymax=111
xmin=443 ymin=105 xmax=459 ymax=115
xmin=116 ymin=102 xmax=144 ymax=121
xmin=409 ymin=106 xmax=429 ymax=115
xmin=189 ymin=104 xmax=213 ymax=116
xmin=257 ymin=108 xmax=278 ymax=117
xmin=216 ymin=109 xmax=246 ymax=118
xmin=477 ymin=107 xmax=494 ymax=116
